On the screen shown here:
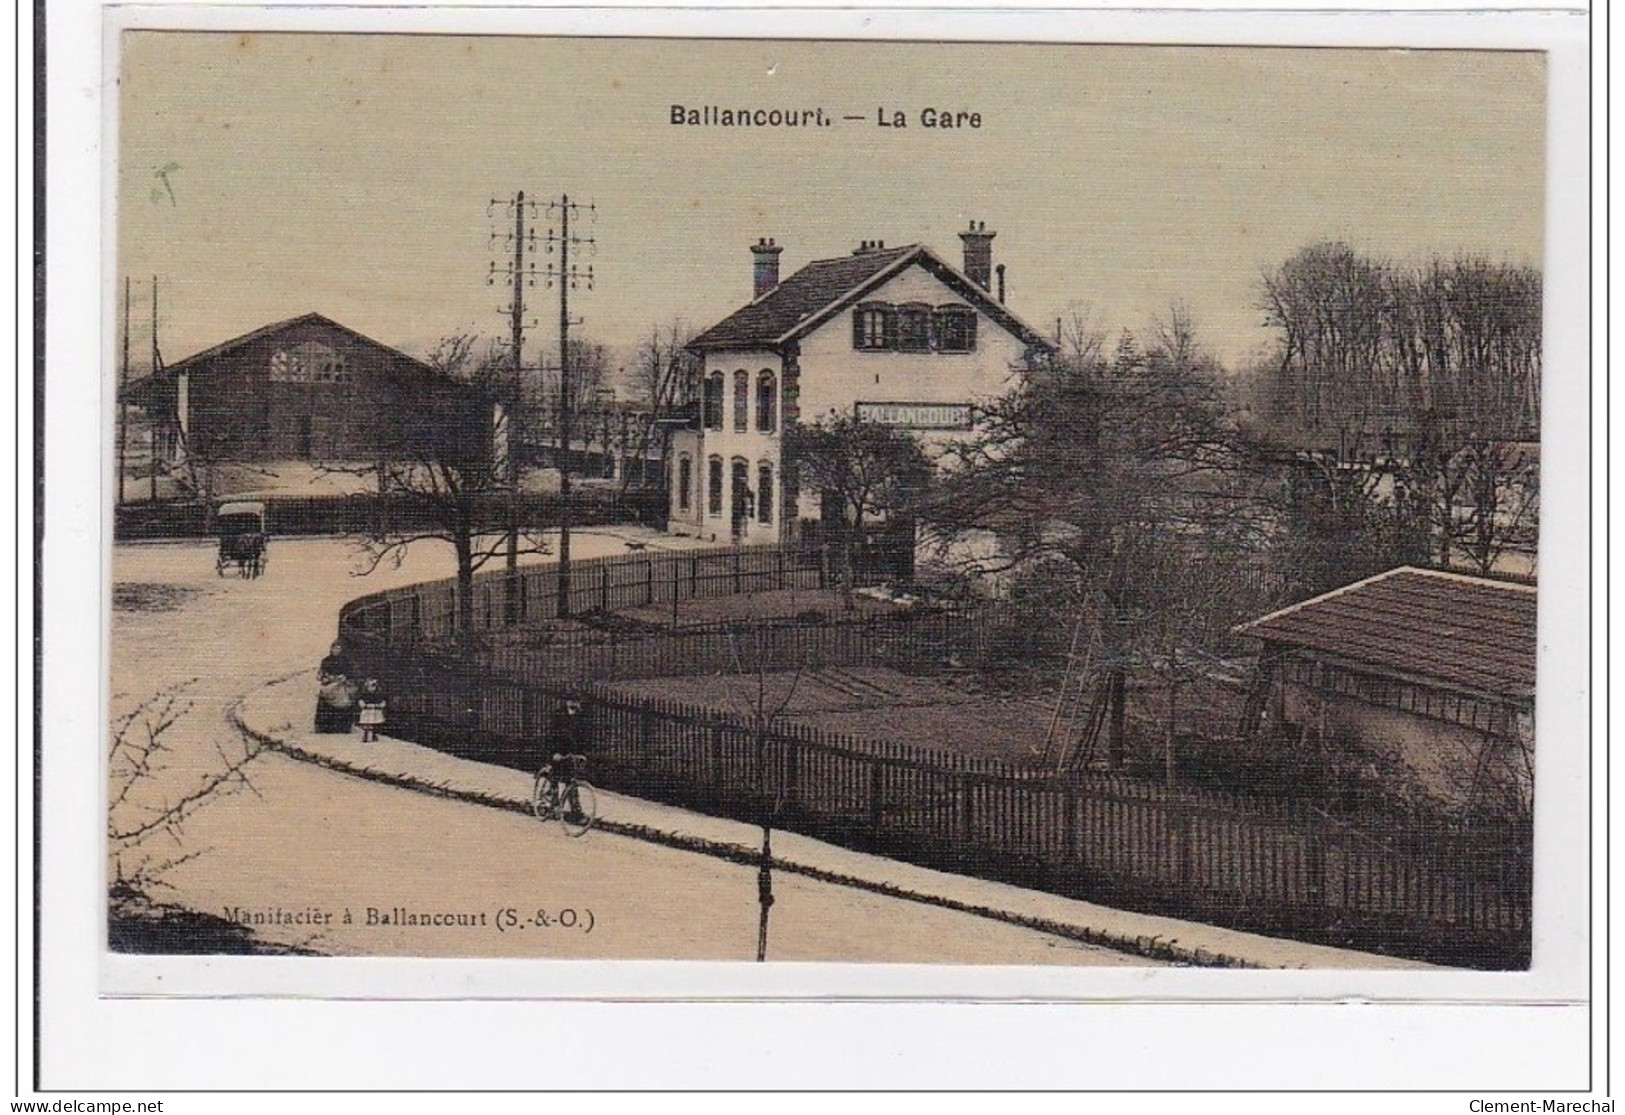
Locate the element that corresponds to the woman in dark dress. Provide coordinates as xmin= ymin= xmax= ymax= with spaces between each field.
xmin=315 ymin=641 xmax=357 ymax=733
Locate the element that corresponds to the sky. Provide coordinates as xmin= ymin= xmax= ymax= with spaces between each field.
xmin=116 ymin=33 xmax=1546 ymax=380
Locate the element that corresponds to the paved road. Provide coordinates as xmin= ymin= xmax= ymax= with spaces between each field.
xmin=111 ymin=533 xmax=1154 ymax=964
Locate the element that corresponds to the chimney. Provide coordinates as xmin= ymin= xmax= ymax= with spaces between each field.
xmin=852 ymin=240 xmax=887 ymax=255
xmin=996 ymin=263 xmax=1006 ymax=305
xmin=959 ymin=220 xmax=996 ymax=291
xmin=751 ymin=237 xmax=783 ymax=299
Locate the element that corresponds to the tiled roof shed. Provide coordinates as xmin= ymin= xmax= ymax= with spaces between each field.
xmin=1234 ymin=567 xmax=1537 ymax=704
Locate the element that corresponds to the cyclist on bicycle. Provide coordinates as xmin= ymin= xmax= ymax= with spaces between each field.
xmin=541 ymin=697 xmax=590 ymax=817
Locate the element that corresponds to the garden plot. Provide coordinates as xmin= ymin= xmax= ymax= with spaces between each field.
xmin=602 ymin=666 xmax=1057 ymax=763
xmin=613 ymin=586 xmax=905 ymax=629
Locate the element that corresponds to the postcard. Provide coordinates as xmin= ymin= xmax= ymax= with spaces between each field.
xmin=39 ymin=2 xmax=1596 ymax=1093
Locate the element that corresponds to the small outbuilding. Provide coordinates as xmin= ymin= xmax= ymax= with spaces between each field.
xmin=1234 ymin=566 xmax=1537 ymax=813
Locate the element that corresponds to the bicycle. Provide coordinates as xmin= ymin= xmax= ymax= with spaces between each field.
xmin=532 ymin=753 xmax=598 ymax=837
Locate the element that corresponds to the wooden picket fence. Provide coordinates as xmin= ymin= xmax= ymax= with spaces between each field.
xmin=340 ymin=543 xmax=845 ymax=643
xmin=345 ymin=629 xmax=1531 ymax=967
xmin=337 ymin=544 xmax=1532 ymax=967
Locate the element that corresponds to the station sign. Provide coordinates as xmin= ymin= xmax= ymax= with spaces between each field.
xmin=854 ymin=401 xmax=975 ymax=430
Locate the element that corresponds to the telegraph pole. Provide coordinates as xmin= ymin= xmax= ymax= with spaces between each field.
xmin=117 ymin=277 xmax=130 ymax=506
xmin=488 ymin=192 xmax=539 ymax=616
xmin=542 ymin=194 xmax=595 ymax=617
xmin=508 ymin=192 xmax=524 ymax=576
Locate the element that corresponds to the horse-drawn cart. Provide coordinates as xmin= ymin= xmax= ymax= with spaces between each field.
xmin=215 ymin=500 xmax=268 ymax=578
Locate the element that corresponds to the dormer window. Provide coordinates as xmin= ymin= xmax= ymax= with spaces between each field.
xmin=896 ymin=304 xmax=932 ymax=352
xmin=853 ymin=303 xmax=894 ymax=351
xmin=934 ymin=305 xmax=977 ymax=353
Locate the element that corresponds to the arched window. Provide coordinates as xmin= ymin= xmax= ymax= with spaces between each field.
xmin=707 ymin=455 xmax=724 ymax=516
xmin=703 ymin=372 xmax=724 ymax=430
xmin=756 ymin=370 xmax=777 ymax=432
xmin=733 ymin=370 xmax=750 ymax=432
xmin=677 ymin=454 xmax=693 ymax=512
xmin=757 ymin=461 xmax=774 ymax=524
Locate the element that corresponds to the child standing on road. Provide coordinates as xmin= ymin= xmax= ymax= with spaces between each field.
xmin=357 ymin=678 xmax=387 ymax=743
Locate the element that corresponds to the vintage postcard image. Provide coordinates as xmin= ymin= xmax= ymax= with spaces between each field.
xmin=105 ymin=26 xmax=1561 ymax=985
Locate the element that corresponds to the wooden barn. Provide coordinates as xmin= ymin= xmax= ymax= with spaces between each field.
xmin=122 ymin=313 xmax=493 ymax=487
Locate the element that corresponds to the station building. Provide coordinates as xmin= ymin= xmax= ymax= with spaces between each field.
xmin=668 ymin=223 xmax=1054 ymax=543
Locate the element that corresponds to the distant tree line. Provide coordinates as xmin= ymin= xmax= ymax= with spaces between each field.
xmin=1260 ymin=242 xmax=1541 ymax=445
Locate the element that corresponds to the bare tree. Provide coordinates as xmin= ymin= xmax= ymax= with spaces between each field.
xmin=1256 ymin=245 xmax=1543 ymax=579
xmin=931 ymin=308 xmax=1267 ymax=766
xmin=1450 ymin=439 xmax=1540 ymax=575
xmin=1261 ymin=244 xmax=1541 ymax=449
xmin=342 ymin=334 xmax=548 ymax=638
xmin=109 ymin=684 xmax=264 ymax=935
xmin=785 ymin=413 xmax=934 ymax=598
xmin=1261 ymin=242 xmax=1392 ymax=444
xmin=624 ymin=319 xmax=701 ymax=493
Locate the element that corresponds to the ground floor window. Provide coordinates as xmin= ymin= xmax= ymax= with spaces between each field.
xmin=757 ymin=461 xmax=774 ymax=524
xmin=707 ymin=455 xmax=724 ymax=516
xmin=677 ymin=454 xmax=692 ymax=511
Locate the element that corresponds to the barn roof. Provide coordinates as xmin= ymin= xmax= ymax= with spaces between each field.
xmin=121 ymin=313 xmax=480 ymax=405
xmin=168 ymin=312 xmax=434 ymax=375
xmin=688 ymin=244 xmax=1054 ymax=353
xmin=1235 ymin=567 xmax=1538 ymax=702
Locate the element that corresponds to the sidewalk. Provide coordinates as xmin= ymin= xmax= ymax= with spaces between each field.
xmin=232 ymin=672 xmax=1433 ymax=970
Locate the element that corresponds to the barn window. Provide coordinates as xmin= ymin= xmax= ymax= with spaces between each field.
xmin=707 ymin=455 xmax=724 ymax=516
xmin=757 ymin=461 xmax=774 ymax=524
xmin=756 ymin=371 xmax=777 ymax=432
xmin=270 ymin=342 xmax=348 ymax=383
xmin=270 ymin=349 xmax=303 ymax=382
xmin=703 ymin=372 xmax=724 ymax=431
xmin=733 ymin=370 xmax=750 ymax=432
xmin=677 ymin=454 xmax=693 ymax=511
xmin=313 ymin=347 xmax=349 ymax=383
